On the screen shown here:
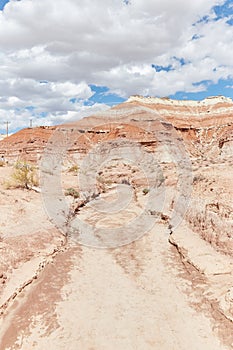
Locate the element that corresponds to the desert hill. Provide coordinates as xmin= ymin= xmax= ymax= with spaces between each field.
xmin=0 ymin=95 xmax=232 ymax=162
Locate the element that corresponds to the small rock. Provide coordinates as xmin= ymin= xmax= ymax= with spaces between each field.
xmin=12 ymin=292 xmax=17 ymax=300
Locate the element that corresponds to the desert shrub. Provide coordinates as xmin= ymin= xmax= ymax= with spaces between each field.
xmin=142 ymin=188 xmax=150 ymax=195
xmin=193 ymin=174 xmax=205 ymax=184
xmin=65 ymin=187 xmax=80 ymax=198
xmin=105 ymin=179 xmax=113 ymax=185
xmin=122 ymin=179 xmax=130 ymax=185
xmin=11 ymin=161 xmax=38 ymax=189
xmin=157 ymin=172 xmax=165 ymax=185
xmin=68 ymin=165 xmax=79 ymax=174
xmin=0 ymin=161 xmax=4 ymax=167
xmin=96 ymin=175 xmax=105 ymax=184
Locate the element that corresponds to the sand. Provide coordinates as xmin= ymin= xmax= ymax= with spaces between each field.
xmin=0 ymin=166 xmax=232 ymax=349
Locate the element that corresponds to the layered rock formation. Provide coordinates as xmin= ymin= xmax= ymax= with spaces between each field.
xmin=1 ymin=95 xmax=232 ymax=161
xmin=0 ymin=126 xmax=55 ymax=163
xmin=0 ymin=96 xmax=233 ymax=161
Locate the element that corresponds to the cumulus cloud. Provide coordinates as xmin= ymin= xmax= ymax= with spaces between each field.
xmin=0 ymin=0 xmax=232 ymax=131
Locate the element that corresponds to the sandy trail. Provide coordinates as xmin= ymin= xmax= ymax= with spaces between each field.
xmin=0 ymin=171 xmax=232 ymax=350
xmin=0 ymin=222 xmax=230 ymax=350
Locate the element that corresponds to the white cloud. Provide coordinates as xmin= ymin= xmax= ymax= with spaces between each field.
xmin=0 ymin=0 xmax=231 ymax=131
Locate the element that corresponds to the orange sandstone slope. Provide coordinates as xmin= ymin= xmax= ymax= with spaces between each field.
xmin=0 ymin=126 xmax=56 ymax=163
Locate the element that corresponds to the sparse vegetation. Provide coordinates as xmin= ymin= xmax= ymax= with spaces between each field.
xmin=6 ymin=161 xmax=38 ymax=189
xmin=157 ymin=172 xmax=165 ymax=185
xmin=96 ymin=175 xmax=105 ymax=184
xmin=193 ymin=174 xmax=205 ymax=184
xmin=68 ymin=164 xmax=79 ymax=174
xmin=142 ymin=188 xmax=150 ymax=195
xmin=121 ymin=179 xmax=130 ymax=185
xmin=65 ymin=187 xmax=80 ymax=199
xmin=105 ymin=179 xmax=113 ymax=185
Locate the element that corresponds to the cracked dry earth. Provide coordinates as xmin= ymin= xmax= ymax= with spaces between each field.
xmin=0 ymin=166 xmax=232 ymax=350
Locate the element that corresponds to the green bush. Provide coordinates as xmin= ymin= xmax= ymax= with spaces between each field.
xmin=65 ymin=187 xmax=80 ymax=199
xmin=142 ymin=188 xmax=150 ymax=195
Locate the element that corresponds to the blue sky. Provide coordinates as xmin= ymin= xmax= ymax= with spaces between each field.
xmin=0 ymin=0 xmax=233 ymax=133
xmin=0 ymin=0 xmax=9 ymax=11
xmin=170 ymin=78 xmax=233 ymax=100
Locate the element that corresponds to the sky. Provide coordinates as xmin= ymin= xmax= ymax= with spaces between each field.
xmin=0 ymin=0 xmax=233 ymax=133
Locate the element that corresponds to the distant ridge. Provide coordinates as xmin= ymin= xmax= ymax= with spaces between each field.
xmin=127 ymin=95 xmax=233 ymax=106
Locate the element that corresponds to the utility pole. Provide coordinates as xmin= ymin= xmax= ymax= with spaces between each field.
xmin=4 ymin=121 xmax=11 ymax=137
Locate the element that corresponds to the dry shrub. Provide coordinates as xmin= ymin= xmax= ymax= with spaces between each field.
xmin=68 ymin=164 xmax=79 ymax=174
xmin=6 ymin=161 xmax=38 ymax=189
xmin=65 ymin=187 xmax=80 ymax=198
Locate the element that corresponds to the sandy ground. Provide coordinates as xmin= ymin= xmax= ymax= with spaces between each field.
xmin=0 ymin=227 xmax=231 ymax=350
xmin=0 ymin=166 xmax=232 ymax=349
